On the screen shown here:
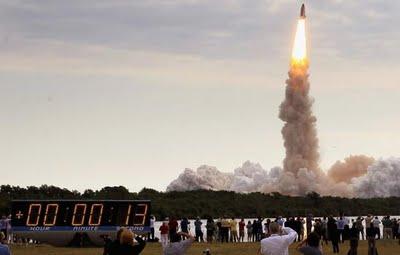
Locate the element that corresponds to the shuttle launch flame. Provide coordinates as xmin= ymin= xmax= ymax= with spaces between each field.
xmin=291 ymin=18 xmax=307 ymax=67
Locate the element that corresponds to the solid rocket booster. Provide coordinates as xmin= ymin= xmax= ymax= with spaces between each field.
xmin=300 ymin=4 xmax=306 ymax=18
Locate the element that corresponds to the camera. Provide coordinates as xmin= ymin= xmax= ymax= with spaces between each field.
xmin=202 ymin=248 xmax=211 ymax=255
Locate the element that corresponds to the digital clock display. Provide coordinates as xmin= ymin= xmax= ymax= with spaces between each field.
xmin=12 ymin=200 xmax=150 ymax=228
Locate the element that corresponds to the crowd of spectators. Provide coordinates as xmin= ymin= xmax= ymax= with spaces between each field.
xmin=156 ymin=214 xmax=399 ymax=245
xmin=1 ymin=213 xmax=399 ymax=255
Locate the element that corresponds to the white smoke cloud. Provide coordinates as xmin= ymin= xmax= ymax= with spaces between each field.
xmin=167 ymin=161 xmax=282 ymax=193
xmin=352 ymin=157 xmax=400 ymax=198
xmin=166 ymin=165 xmax=233 ymax=192
xmin=167 ymin=157 xmax=400 ymax=198
xmin=230 ymin=161 xmax=278 ymax=193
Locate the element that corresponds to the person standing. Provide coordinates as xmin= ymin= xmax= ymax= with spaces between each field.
xmin=294 ymin=217 xmax=302 ymax=242
xmin=230 ymin=218 xmax=238 ymax=242
xmin=348 ymin=222 xmax=359 ymax=255
xmin=263 ymin=222 xmax=269 ymax=238
xmin=148 ymin=215 xmax=155 ymax=241
xmin=366 ymin=223 xmax=378 ymax=255
xmin=194 ymin=217 xmax=203 ymax=242
xmin=306 ymin=214 xmax=313 ymax=236
xmin=336 ymin=216 xmax=345 ymax=243
xmin=246 ymin=220 xmax=253 ymax=242
xmin=300 ymin=217 xmax=306 ymax=241
xmin=328 ymin=216 xmax=339 ymax=254
xmin=296 ymin=232 xmax=323 ymax=255
xmin=221 ymin=217 xmax=230 ymax=243
xmin=168 ymin=217 xmax=178 ymax=240
xmin=257 ymin=218 xmax=264 ymax=241
xmin=382 ymin=216 xmax=393 ymax=239
xmin=5 ymin=216 xmax=11 ymax=245
xmin=372 ymin=217 xmax=381 ymax=239
xmin=265 ymin=219 xmax=271 ymax=237
xmin=321 ymin=216 xmax=328 ymax=245
xmin=216 ymin=218 xmax=222 ymax=242
xmin=355 ymin=217 xmax=364 ymax=240
xmin=205 ymin=218 xmax=215 ymax=243
xmin=159 ymin=221 xmax=169 ymax=247
xmin=180 ymin=218 xmax=190 ymax=239
xmin=259 ymin=223 xmax=297 ymax=255
xmin=392 ymin=218 xmax=398 ymax=240
xmin=252 ymin=220 xmax=258 ymax=242
xmin=238 ymin=219 xmax=245 ymax=242
xmin=313 ymin=219 xmax=323 ymax=242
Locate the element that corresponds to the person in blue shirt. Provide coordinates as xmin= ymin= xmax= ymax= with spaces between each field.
xmin=0 ymin=232 xmax=11 ymax=255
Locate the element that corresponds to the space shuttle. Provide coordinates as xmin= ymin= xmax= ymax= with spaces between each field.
xmin=300 ymin=4 xmax=306 ymax=18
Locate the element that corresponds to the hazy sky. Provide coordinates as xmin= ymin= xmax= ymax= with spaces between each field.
xmin=1 ymin=0 xmax=399 ymax=192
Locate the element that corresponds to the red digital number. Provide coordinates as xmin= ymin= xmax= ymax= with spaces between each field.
xmin=124 ymin=205 xmax=132 ymax=226
xmin=72 ymin=204 xmax=87 ymax=226
xmin=133 ymin=204 xmax=148 ymax=226
xmin=88 ymin=204 xmax=103 ymax=226
xmin=26 ymin=204 xmax=42 ymax=226
xmin=43 ymin=204 xmax=59 ymax=226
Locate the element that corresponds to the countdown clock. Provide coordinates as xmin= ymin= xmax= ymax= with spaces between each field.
xmin=11 ymin=200 xmax=151 ymax=246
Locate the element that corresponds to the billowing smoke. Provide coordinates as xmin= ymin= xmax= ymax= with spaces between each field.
xmin=231 ymin=162 xmax=282 ymax=193
xmin=167 ymin=161 xmax=282 ymax=193
xmin=352 ymin=158 xmax=400 ymax=198
xmin=166 ymin=165 xmax=233 ymax=192
xmin=166 ymin=15 xmax=400 ymax=198
xmin=165 ymin=55 xmax=399 ymax=197
xmin=279 ymin=66 xmax=321 ymax=178
xmin=167 ymin=157 xmax=400 ymax=198
xmin=327 ymin=155 xmax=375 ymax=184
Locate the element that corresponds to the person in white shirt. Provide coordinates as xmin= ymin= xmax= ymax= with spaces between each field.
xmin=5 ymin=216 xmax=11 ymax=245
xmin=163 ymin=232 xmax=195 ymax=255
xmin=336 ymin=217 xmax=346 ymax=243
xmin=148 ymin=215 xmax=155 ymax=241
xmin=259 ymin=222 xmax=298 ymax=255
xmin=372 ymin=217 xmax=381 ymax=239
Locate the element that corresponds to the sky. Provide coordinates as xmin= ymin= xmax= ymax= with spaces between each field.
xmin=1 ymin=0 xmax=399 ymax=192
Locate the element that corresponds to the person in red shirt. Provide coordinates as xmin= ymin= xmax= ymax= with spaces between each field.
xmin=159 ymin=221 xmax=169 ymax=246
xmin=168 ymin=217 xmax=179 ymax=239
xmin=239 ymin=219 xmax=246 ymax=242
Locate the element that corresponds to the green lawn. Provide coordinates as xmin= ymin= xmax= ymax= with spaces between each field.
xmin=10 ymin=240 xmax=400 ymax=255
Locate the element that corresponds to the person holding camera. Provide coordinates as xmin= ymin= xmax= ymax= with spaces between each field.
xmin=296 ymin=231 xmax=322 ymax=255
xmin=163 ymin=232 xmax=195 ymax=255
xmin=258 ymin=222 xmax=297 ymax=255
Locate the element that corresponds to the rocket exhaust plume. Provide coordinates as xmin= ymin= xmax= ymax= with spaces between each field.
xmin=167 ymin=4 xmax=400 ymax=198
xmin=279 ymin=4 xmax=322 ymax=187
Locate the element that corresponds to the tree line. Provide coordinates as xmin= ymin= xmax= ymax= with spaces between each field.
xmin=1 ymin=185 xmax=399 ymax=219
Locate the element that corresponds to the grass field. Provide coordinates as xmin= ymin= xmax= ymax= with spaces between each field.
xmin=9 ymin=240 xmax=400 ymax=255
